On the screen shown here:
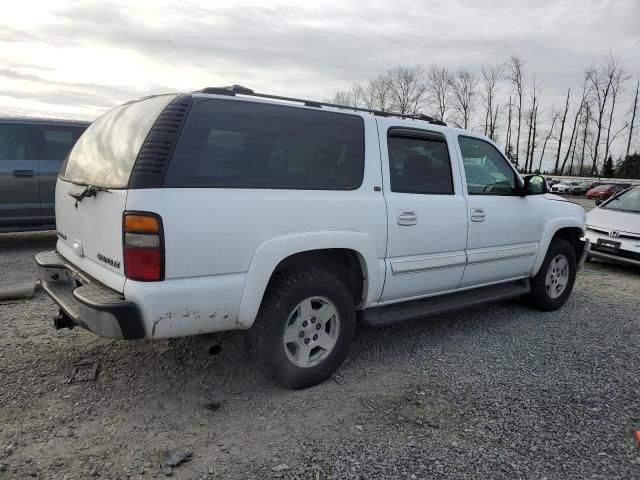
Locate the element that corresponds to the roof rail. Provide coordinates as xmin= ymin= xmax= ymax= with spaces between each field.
xmin=196 ymin=85 xmax=447 ymax=126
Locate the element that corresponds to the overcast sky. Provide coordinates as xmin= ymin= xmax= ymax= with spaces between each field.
xmin=1 ymin=0 xmax=639 ymax=127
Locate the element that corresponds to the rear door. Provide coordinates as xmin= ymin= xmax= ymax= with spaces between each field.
xmin=0 ymin=122 xmax=40 ymax=228
xmin=55 ymin=94 xmax=176 ymax=292
xmin=36 ymin=124 xmax=86 ymax=226
xmin=378 ymin=120 xmax=468 ymax=303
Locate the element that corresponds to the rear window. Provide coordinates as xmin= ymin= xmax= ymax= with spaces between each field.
xmin=164 ymin=99 xmax=365 ymax=190
xmin=61 ymin=95 xmax=176 ymax=188
xmin=42 ymin=126 xmax=85 ymax=161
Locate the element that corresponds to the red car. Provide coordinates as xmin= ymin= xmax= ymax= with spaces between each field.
xmin=586 ymin=184 xmax=624 ymax=200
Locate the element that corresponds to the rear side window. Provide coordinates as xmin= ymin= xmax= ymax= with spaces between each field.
xmin=165 ymin=99 xmax=365 ymax=190
xmin=42 ymin=126 xmax=85 ymax=161
xmin=0 ymin=124 xmax=35 ymax=160
xmin=62 ymin=95 xmax=176 ymax=188
xmin=387 ymin=131 xmax=454 ymax=194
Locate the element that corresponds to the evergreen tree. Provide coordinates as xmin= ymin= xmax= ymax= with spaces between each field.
xmin=602 ymin=156 xmax=615 ymax=178
xmin=615 ymin=153 xmax=640 ymax=179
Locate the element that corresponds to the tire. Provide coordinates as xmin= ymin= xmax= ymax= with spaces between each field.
xmin=247 ymin=268 xmax=356 ymax=389
xmin=522 ymin=238 xmax=576 ymax=311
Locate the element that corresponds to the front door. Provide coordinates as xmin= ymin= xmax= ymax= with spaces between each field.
xmin=455 ymin=135 xmax=541 ymax=287
xmin=379 ymin=121 xmax=468 ymax=303
xmin=0 ymin=123 xmax=39 ymax=228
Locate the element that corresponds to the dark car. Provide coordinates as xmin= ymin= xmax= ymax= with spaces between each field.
xmin=569 ymin=181 xmax=591 ymax=196
xmin=0 ymin=116 xmax=89 ymax=232
xmin=586 ymin=184 xmax=625 ymax=201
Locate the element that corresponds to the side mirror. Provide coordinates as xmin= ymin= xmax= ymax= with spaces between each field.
xmin=522 ymin=175 xmax=547 ymax=195
xmin=595 ymin=199 xmax=603 ymax=206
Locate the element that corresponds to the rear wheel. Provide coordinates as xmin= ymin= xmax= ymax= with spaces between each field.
xmin=248 ymin=268 xmax=356 ymax=389
xmin=522 ymin=238 xmax=576 ymax=311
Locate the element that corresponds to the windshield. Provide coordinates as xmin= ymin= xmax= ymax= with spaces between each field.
xmin=594 ymin=184 xmax=612 ymax=190
xmin=61 ymin=94 xmax=176 ymax=188
xmin=602 ymin=187 xmax=640 ymax=213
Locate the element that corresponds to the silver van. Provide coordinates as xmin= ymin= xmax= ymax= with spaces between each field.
xmin=0 ymin=116 xmax=88 ymax=232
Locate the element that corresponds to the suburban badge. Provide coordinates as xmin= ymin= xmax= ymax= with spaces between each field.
xmin=97 ymin=253 xmax=121 ymax=269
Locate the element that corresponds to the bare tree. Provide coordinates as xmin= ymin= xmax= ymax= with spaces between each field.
xmin=529 ymin=105 xmax=539 ymax=173
xmin=524 ymin=79 xmax=540 ymax=173
xmin=505 ymin=96 xmax=513 ymax=157
xmin=450 ymin=69 xmax=478 ymax=129
xmin=507 ymin=55 xmax=525 ymax=169
xmin=537 ymin=112 xmax=559 ymax=173
xmin=559 ymin=83 xmax=588 ymax=176
xmin=625 ymin=74 xmax=639 ymax=159
xmin=585 ymin=53 xmax=623 ymax=175
xmin=426 ymin=65 xmax=453 ymax=121
xmin=603 ymin=65 xmax=628 ymax=163
xmin=386 ymin=65 xmax=428 ymax=114
xmin=371 ymin=74 xmax=392 ymax=112
xmin=554 ymin=89 xmax=571 ymax=175
xmin=330 ymin=90 xmax=354 ymax=106
xmin=579 ymin=102 xmax=592 ymax=176
xmin=481 ymin=64 xmax=504 ymax=141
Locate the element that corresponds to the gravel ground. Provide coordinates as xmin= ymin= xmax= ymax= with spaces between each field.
xmin=1 ymin=224 xmax=639 ymax=479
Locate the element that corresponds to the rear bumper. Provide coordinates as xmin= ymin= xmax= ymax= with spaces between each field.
xmin=35 ymin=251 xmax=145 ymax=339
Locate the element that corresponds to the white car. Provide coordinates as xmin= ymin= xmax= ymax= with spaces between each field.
xmin=36 ymin=86 xmax=588 ymax=388
xmin=585 ymin=186 xmax=640 ymax=267
xmin=551 ymin=182 xmax=572 ymax=194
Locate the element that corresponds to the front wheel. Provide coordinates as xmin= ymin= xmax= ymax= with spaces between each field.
xmin=522 ymin=238 xmax=576 ymax=311
xmin=248 ymin=268 xmax=356 ymax=389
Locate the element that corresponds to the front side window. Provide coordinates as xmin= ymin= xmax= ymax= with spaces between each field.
xmin=0 ymin=124 xmax=34 ymax=160
xmin=458 ymin=136 xmax=517 ymax=195
xmin=387 ymin=132 xmax=454 ymax=194
xmin=165 ymin=99 xmax=365 ymax=190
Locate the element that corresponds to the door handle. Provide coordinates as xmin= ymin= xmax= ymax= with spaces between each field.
xmin=397 ymin=210 xmax=417 ymax=226
xmin=471 ymin=208 xmax=486 ymax=222
xmin=13 ymin=169 xmax=35 ymax=178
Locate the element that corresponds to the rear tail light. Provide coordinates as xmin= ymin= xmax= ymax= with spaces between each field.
xmin=123 ymin=213 xmax=164 ymax=281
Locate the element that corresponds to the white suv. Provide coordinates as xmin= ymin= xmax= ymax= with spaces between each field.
xmin=37 ymin=86 xmax=589 ymax=389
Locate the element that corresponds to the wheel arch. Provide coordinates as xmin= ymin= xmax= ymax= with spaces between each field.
xmin=531 ymin=219 xmax=585 ymax=276
xmin=236 ymin=232 xmax=381 ymax=328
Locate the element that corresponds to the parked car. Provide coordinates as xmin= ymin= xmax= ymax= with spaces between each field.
xmin=551 ymin=182 xmax=572 ymax=194
xmin=585 ymin=186 xmax=640 ymax=267
xmin=586 ymin=184 xmax=625 ymax=200
xmin=569 ymin=181 xmax=591 ymax=196
xmin=0 ymin=116 xmax=89 ymax=232
xmin=36 ymin=86 xmax=588 ymax=389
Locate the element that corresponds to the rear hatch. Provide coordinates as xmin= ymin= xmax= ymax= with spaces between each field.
xmin=55 ymin=94 xmax=177 ymax=292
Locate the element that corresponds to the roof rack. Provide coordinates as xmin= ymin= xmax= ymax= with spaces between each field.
xmin=197 ymin=85 xmax=447 ymax=126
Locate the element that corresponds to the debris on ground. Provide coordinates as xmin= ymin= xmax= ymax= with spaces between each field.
xmin=68 ymin=362 xmax=100 ymax=383
xmin=272 ymin=463 xmax=290 ymax=472
xmin=157 ymin=449 xmax=193 ymax=476
xmin=204 ymin=400 xmax=222 ymax=411
xmin=0 ymin=281 xmax=36 ymax=301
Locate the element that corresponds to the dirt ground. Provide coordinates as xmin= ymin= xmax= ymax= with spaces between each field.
xmin=1 ymin=200 xmax=639 ymax=479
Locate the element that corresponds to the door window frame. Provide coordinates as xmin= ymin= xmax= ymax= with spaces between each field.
xmin=386 ymin=127 xmax=456 ymax=196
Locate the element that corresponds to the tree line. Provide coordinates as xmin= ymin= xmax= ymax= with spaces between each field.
xmin=328 ymin=53 xmax=640 ymax=179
